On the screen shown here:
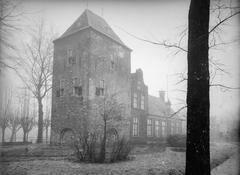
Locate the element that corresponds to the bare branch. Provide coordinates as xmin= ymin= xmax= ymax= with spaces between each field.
xmin=168 ymin=106 xmax=187 ymax=118
xmin=114 ymin=25 xmax=188 ymax=53
xmin=210 ymin=84 xmax=240 ymax=90
xmin=209 ymin=10 xmax=240 ymax=34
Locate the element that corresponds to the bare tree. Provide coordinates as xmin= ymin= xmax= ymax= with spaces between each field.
xmin=0 ymin=0 xmax=23 ymax=70
xmin=8 ymin=110 xmax=21 ymax=142
xmin=19 ymin=90 xmax=35 ymax=142
xmin=92 ymin=93 xmax=125 ymax=162
xmin=0 ymin=89 xmax=12 ymax=143
xmin=15 ymin=20 xmax=56 ymax=143
xmin=43 ymin=109 xmax=51 ymax=143
xmin=185 ymin=0 xmax=210 ymax=174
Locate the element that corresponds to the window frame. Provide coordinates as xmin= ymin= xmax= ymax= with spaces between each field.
xmin=133 ymin=92 xmax=137 ymax=108
xmin=147 ymin=119 xmax=153 ymax=137
xmin=67 ymin=48 xmax=76 ymax=65
xmin=96 ymin=80 xmax=104 ymax=96
xmin=132 ymin=117 xmax=139 ymax=137
xmin=140 ymin=94 xmax=145 ymax=110
xmin=73 ymin=86 xmax=82 ymax=97
xmin=161 ymin=121 xmax=167 ymax=137
xmin=59 ymin=79 xmax=65 ymax=97
xmin=137 ymin=80 xmax=141 ymax=90
xmin=155 ymin=120 xmax=160 ymax=137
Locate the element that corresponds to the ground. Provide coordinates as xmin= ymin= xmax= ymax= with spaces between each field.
xmin=0 ymin=142 xmax=238 ymax=175
xmin=211 ymin=153 xmax=239 ymax=175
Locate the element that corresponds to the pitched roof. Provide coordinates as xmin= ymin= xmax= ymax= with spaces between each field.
xmin=148 ymin=95 xmax=175 ymax=117
xmin=55 ymin=9 xmax=130 ymax=49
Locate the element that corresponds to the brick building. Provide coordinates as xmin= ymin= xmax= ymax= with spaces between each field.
xmin=50 ymin=9 xmax=186 ymax=144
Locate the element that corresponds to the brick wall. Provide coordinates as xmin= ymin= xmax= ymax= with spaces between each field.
xmin=51 ymin=28 xmax=131 ymax=144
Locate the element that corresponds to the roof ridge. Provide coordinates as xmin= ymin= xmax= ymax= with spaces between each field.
xmin=85 ymin=9 xmax=90 ymax=26
xmin=54 ymin=9 xmax=131 ymax=50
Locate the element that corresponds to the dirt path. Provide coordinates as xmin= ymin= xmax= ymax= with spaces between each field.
xmin=211 ymin=154 xmax=239 ymax=175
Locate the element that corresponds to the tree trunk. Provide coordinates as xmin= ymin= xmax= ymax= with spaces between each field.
xmin=14 ymin=131 xmax=17 ymax=142
xmin=186 ymin=0 xmax=210 ymax=175
xmin=23 ymin=131 xmax=27 ymax=142
xmin=10 ymin=128 xmax=16 ymax=142
xmin=2 ymin=128 xmax=5 ymax=143
xmin=26 ymin=132 xmax=29 ymax=142
xmin=100 ymin=119 xmax=107 ymax=162
xmin=46 ymin=127 xmax=48 ymax=143
xmin=37 ymin=97 xmax=43 ymax=143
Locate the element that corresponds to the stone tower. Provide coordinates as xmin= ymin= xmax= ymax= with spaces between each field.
xmin=50 ymin=9 xmax=132 ymax=144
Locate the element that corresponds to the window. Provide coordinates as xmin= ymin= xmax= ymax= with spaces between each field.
xmin=73 ymin=86 xmax=82 ymax=96
xmin=147 ymin=119 xmax=153 ymax=137
xmin=59 ymin=79 xmax=65 ymax=97
xmin=133 ymin=93 xmax=137 ymax=108
xmin=137 ymin=81 xmax=141 ymax=90
xmin=155 ymin=120 xmax=160 ymax=137
xmin=67 ymin=49 xmax=73 ymax=57
xmin=110 ymin=55 xmax=114 ymax=70
xmin=141 ymin=94 xmax=145 ymax=110
xmin=100 ymin=80 xmax=104 ymax=88
xmin=67 ymin=49 xmax=76 ymax=65
xmin=162 ymin=121 xmax=166 ymax=137
xmin=111 ymin=61 xmax=114 ymax=69
xmin=56 ymin=89 xmax=60 ymax=97
xmin=71 ymin=77 xmax=82 ymax=97
xmin=72 ymin=77 xmax=78 ymax=85
xmin=132 ymin=117 xmax=139 ymax=136
xmin=96 ymin=80 xmax=104 ymax=96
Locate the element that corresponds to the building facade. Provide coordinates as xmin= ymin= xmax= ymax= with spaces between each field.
xmin=50 ymin=9 xmax=185 ymax=144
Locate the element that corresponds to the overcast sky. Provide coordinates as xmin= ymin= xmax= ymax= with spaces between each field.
xmin=6 ymin=0 xmax=239 ymax=120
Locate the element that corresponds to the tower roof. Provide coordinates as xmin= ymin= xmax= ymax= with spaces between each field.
xmin=55 ymin=9 xmax=130 ymax=50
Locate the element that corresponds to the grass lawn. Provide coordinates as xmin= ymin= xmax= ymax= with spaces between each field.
xmin=0 ymin=142 xmax=238 ymax=175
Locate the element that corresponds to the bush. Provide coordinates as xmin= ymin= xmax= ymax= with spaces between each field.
xmin=73 ymin=133 xmax=132 ymax=163
xmin=74 ymin=133 xmax=101 ymax=163
xmin=167 ymin=134 xmax=186 ymax=147
xmin=110 ymin=137 xmax=132 ymax=162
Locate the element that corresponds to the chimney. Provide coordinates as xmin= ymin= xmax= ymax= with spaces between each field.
xmin=159 ymin=90 xmax=165 ymax=102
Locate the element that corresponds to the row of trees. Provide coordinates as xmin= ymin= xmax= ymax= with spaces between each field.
xmin=0 ymin=0 xmax=56 ymax=143
xmin=0 ymin=89 xmax=51 ymax=143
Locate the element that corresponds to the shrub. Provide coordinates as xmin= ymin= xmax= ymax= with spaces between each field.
xmin=73 ymin=133 xmax=132 ymax=163
xmin=167 ymin=134 xmax=186 ymax=147
xmin=74 ymin=133 xmax=101 ymax=163
xmin=109 ymin=136 xmax=132 ymax=162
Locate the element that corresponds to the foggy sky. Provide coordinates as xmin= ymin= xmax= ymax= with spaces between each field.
xmin=6 ymin=0 xmax=240 ymax=120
